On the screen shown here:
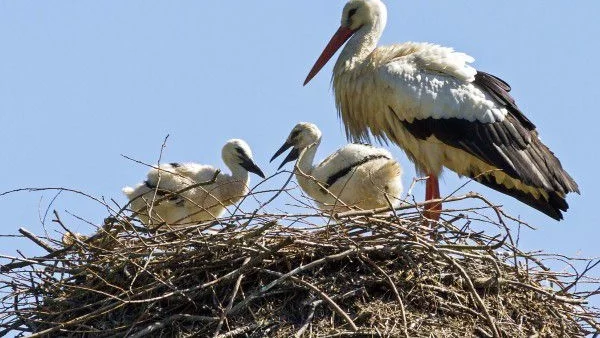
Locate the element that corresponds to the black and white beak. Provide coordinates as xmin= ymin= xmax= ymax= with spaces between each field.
xmin=270 ymin=140 xmax=300 ymax=170
xmin=239 ymin=153 xmax=266 ymax=179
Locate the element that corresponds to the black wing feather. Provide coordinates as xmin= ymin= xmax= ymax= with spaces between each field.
xmin=396 ymin=71 xmax=579 ymax=220
xmin=474 ymin=71 xmax=535 ymax=130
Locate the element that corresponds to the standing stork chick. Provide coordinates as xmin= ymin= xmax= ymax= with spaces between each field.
xmin=303 ymin=0 xmax=579 ymax=220
xmin=123 ymin=139 xmax=265 ymax=228
xmin=271 ymin=122 xmax=403 ymax=212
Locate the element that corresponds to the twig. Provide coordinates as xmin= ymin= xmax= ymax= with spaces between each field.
xmin=129 ymin=315 xmax=218 ymax=338
xmin=440 ymin=252 xmax=501 ymax=338
xmin=213 ymin=257 xmax=250 ymax=337
xmin=18 ymin=228 xmax=55 ymax=253
xmin=295 ymin=301 xmax=318 ymax=337
xmin=261 ymin=269 xmax=358 ymax=331
xmin=361 ymin=255 xmax=409 ymax=338
xmin=214 ymin=321 xmax=268 ymax=338
xmin=335 ymin=193 xmax=481 ymax=218
xmin=229 ymin=247 xmax=367 ymax=315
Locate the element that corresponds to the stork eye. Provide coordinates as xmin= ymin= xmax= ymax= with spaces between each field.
xmin=290 ymin=130 xmax=301 ymax=139
xmin=348 ymin=8 xmax=358 ymax=18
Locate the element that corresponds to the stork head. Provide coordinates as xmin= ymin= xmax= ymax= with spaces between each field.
xmin=342 ymin=0 xmax=386 ymax=31
xmin=270 ymin=122 xmax=322 ymax=170
xmin=304 ymin=0 xmax=387 ymax=86
xmin=222 ymin=139 xmax=265 ymax=178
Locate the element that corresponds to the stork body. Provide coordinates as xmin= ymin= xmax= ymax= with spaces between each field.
xmin=304 ymin=0 xmax=579 ymax=220
xmin=271 ymin=122 xmax=403 ymax=212
xmin=123 ymin=139 xmax=265 ymax=228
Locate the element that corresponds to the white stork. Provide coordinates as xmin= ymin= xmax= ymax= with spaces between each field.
xmin=303 ymin=0 xmax=579 ymax=220
xmin=123 ymin=139 xmax=265 ymax=228
xmin=271 ymin=122 xmax=403 ymax=212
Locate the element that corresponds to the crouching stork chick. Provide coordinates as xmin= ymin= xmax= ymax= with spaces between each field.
xmin=271 ymin=122 xmax=403 ymax=212
xmin=123 ymin=139 xmax=265 ymax=228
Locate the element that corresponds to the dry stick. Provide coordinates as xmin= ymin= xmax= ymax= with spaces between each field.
xmin=0 ymin=187 xmax=114 ymax=213
xmin=339 ymin=191 xmax=535 ymax=228
xmin=437 ymin=297 xmax=486 ymax=320
xmin=128 ymin=247 xmax=156 ymax=292
xmin=261 ymin=269 xmax=358 ymax=331
xmin=336 ymin=192 xmax=480 ymax=218
xmin=239 ymin=221 xmax=278 ymax=241
xmin=200 ymin=238 xmax=293 ymax=289
xmin=437 ymin=235 xmax=507 ymax=251
xmin=228 ymin=247 xmax=369 ymax=316
xmin=148 ymin=135 xmax=170 ymax=227
xmin=1 ymin=243 xmax=81 ymax=273
xmin=0 ymin=321 xmax=32 ymax=337
xmin=563 ymin=259 xmax=600 ymax=294
xmin=121 ymin=142 xmax=208 ymax=189
xmin=365 ymin=215 xmax=501 ymax=335
xmin=26 ymin=302 xmax=126 ymax=338
xmin=473 ymin=192 xmax=523 ymax=278
xmin=230 ymin=170 xmax=292 ymax=216
xmin=39 ymin=190 xmax=62 ymax=238
xmin=229 ymin=171 xmax=297 ymax=231
xmin=439 ymin=252 xmax=501 ymax=338
xmin=129 ymin=315 xmax=219 ymax=338
xmin=361 ymin=255 xmax=409 ymax=338
xmin=502 ymin=279 xmax=586 ymax=305
xmin=583 ymin=317 xmax=600 ymax=334
xmin=475 ymin=327 xmax=494 ymax=338
xmin=294 ymin=301 xmax=319 ymax=338
xmin=214 ymin=321 xmax=269 ymax=338
xmin=0 ymin=254 xmax=60 ymax=270
xmin=319 ymin=330 xmax=377 ymax=337
xmin=112 ymin=237 xmax=295 ymax=305
xmin=51 ymin=210 xmax=83 ymax=251
xmin=17 ymin=228 xmax=55 ymax=253
xmin=12 ymin=285 xmax=36 ymax=334
xmin=213 ymin=257 xmax=250 ymax=338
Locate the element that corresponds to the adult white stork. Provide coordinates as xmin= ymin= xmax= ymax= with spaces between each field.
xmin=123 ymin=139 xmax=265 ymax=228
xmin=303 ymin=0 xmax=579 ymax=220
xmin=271 ymin=122 xmax=403 ymax=212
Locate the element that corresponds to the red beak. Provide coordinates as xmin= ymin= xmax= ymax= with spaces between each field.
xmin=303 ymin=26 xmax=355 ymax=86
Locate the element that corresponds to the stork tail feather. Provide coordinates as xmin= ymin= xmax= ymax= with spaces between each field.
xmin=475 ymin=174 xmax=568 ymax=220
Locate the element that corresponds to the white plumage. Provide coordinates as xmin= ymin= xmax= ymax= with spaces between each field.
xmin=123 ymin=139 xmax=265 ymax=228
xmin=375 ymin=43 xmax=505 ymax=123
xmin=271 ymin=122 xmax=403 ymax=212
xmin=304 ymin=0 xmax=578 ymax=220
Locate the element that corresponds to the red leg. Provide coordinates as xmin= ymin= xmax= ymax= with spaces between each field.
xmin=424 ymin=174 xmax=441 ymax=221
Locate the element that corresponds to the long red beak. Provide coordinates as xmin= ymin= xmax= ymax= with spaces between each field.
xmin=303 ymin=26 xmax=355 ymax=86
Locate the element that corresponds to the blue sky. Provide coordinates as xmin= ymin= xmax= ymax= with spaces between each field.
xmin=0 ymin=0 xmax=598 ymax=305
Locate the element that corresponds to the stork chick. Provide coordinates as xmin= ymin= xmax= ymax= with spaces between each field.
xmin=271 ymin=122 xmax=403 ymax=212
xmin=123 ymin=139 xmax=265 ymax=228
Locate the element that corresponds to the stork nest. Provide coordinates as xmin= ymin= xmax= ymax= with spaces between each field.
xmin=0 ymin=186 xmax=599 ymax=337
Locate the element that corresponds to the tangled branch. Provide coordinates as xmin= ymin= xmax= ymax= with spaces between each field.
xmin=0 ymin=182 xmax=598 ymax=337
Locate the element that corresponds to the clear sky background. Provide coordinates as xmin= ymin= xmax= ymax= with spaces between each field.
xmin=0 ymin=0 xmax=598 ymax=308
